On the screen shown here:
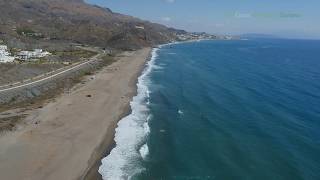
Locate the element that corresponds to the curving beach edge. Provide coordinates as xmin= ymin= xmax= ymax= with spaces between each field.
xmin=0 ymin=48 xmax=151 ymax=180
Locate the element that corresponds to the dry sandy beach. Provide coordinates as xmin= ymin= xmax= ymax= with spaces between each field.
xmin=0 ymin=48 xmax=151 ymax=180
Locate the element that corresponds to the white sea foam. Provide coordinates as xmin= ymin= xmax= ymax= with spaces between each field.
xmin=144 ymin=116 xmax=151 ymax=134
xmin=139 ymin=143 xmax=149 ymax=160
xmin=98 ymin=48 xmax=159 ymax=180
xmin=152 ymin=64 xmax=164 ymax=70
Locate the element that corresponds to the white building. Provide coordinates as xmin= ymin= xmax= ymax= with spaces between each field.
xmin=17 ymin=49 xmax=51 ymax=61
xmin=135 ymin=25 xmax=145 ymax=30
xmin=0 ymin=45 xmax=15 ymax=63
xmin=0 ymin=45 xmax=8 ymax=51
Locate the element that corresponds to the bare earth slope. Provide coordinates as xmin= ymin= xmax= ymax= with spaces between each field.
xmin=0 ymin=0 xmax=178 ymax=50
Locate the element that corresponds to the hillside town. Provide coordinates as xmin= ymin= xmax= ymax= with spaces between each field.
xmin=17 ymin=49 xmax=51 ymax=61
xmin=0 ymin=45 xmax=15 ymax=63
xmin=0 ymin=44 xmax=51 ymax=63
xmin=176 ymin=32 xmax=238 ymax=41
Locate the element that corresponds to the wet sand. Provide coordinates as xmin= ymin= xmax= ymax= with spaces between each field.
xmin=0 ymin=48 xmax=151 ymax=180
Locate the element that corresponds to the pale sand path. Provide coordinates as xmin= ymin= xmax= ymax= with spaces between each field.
xmin=0 ymin=48 xmax=151 ymax=180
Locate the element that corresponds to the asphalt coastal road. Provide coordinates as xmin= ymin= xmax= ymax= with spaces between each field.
xmin=0 ymin=50 xmax=105 ymax=104
xmin=0 ymin=52 xmax=103 ymax=93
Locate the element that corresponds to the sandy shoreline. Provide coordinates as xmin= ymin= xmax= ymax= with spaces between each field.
xmin=0 ymin=48 xmax=152 ymax=180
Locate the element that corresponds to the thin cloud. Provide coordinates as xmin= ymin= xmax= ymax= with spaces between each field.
xmin=234 ymin=12 xmax=252 ymax=18
xmin=161 ymin=17 xmax=172 ymax=22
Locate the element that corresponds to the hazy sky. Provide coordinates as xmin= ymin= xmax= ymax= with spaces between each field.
xmin=86 ymin=0 xmax=319 ymax=39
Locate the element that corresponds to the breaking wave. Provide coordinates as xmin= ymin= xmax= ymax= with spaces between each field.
xmin=98 ymin=48 xmax=159 ymax=180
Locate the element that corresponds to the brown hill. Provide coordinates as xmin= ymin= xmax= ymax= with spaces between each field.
xmin=0 ymin=0 xmax=180 ymax=50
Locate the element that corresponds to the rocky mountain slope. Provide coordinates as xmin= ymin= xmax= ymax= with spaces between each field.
xmin=0 ymin=0 xmax=181 ymax=50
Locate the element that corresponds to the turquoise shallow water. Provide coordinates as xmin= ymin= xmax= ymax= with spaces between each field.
xmin=135 ymin=39 xmax=320 ymax=180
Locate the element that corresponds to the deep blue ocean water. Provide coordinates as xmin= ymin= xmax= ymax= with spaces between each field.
xmin=100 ymin=39 xmax=320 ymax=180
